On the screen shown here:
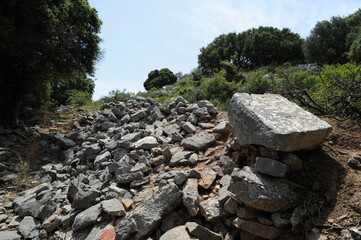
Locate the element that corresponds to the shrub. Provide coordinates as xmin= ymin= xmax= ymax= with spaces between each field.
xmin=143 ymin=68 xmax=177 ymax=90
xmin=99 ymin=89 xmax=135 ymax=103
xmin=67 ymin=90 xmax=92 ymax=107
xmin=244 ymin=70 xmax=273 ymax=94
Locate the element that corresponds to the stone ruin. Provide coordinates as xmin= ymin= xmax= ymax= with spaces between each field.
xmin=0 ymin=92 xmax=333 ymax=240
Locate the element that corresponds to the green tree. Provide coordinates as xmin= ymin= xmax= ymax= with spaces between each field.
xmin=243 ymin=27 xmax=304 ymax=67
xmin=198 ymin=27 xmax=304 ymax=73
xmin=50 ymin=72 xmax=95 ymax=106
xmin=303 ymin=16 xmax=350 ymax=64
xmin=0 ymin=0 xmax=102 ymax=126
xmin=143 ymin=68 xmax=177 ymax=91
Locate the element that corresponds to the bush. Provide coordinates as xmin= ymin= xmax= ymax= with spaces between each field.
xmin=197 ymin=70 xmax=238 ymax=103
xmin=99 ymin=89 xmax=135 ymax=103
xmin=67 ymin=90 xmax=92 ymax=107
xmin=244 ymin=70 xmax=273 ymax=94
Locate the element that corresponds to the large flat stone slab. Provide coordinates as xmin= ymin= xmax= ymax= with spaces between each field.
xmin=228 ymin=93 xmax=332 ymax=151
xmin=228 ymin=166 xmax=298 ymax=212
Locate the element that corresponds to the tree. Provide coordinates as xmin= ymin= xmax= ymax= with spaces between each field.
xmin=50 ymin=72 xmax=95 ymax=106
xmin=143 ymin=68 xmax=177 ymax=91
xmin=0 ymin=0 xmax=102 ymax=125
xmin=303 ymin=16 xmax=350 ymax=64
xmin=198 ymin=27 xmax=304 ymax=73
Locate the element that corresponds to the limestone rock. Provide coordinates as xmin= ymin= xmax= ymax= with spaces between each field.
xmin=182 ymin=178 xmax=199 ymax=217
xmin=199 ymin=197 xmax=227 ymax=222
xmin=228 ymin=166 xmax=297 ymax=212
xmin=0 ymin=231 xmax=22 ymax=240
xmin=228 ymin=93 xmax=332 ymax=151
xmin=255 ymin=157 xmax=287 ymax=177
xmin=160 ymin=226 xmax=192 ymax=240
xmin=233 ymin=218 xmax=283 ymax=239
xmin=186 ymin=221 xmax=222 ymax=240
xmin=114 ymin=184 xmax=182 ymax=240
xmin=181 ymin=132 xmax=215 ymax=151
xmin=199 ymin=168 xmax=217 ymax=189
xmin=19 ymin=216 xmax=41 ymax=239
xmin=72 ymin=203 xmax=102 ymax=232
xmin=134 ymin=136 xmax=158 ymax=150
xmin=101 ymin=198 xmax=126 ymax=217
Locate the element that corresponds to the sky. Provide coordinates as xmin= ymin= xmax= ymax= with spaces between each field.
xmin=88 ymin=0 xmax=361 ymax=100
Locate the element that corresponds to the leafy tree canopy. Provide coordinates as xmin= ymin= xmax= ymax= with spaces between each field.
xmin=198 ymin=27 xmax=304 ymax=74
xmin=0 ymin=0 xmax=102 ymax=125
xmin=144 ymin=68 xmax=177 ymax=91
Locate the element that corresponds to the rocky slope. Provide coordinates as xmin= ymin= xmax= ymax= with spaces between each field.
xmin=0 ymin=94 xmax=360 ymax=240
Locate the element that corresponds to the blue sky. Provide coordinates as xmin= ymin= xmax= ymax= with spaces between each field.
xmin=88 ymin=0 xmax=360 ymax=100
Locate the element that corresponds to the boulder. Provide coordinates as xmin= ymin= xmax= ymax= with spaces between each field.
xmin=186 ymin=222 xmax=222 ymax=240
xmin=255 ymin=157 xmax=287 ymax=178
xmin=199 ymin=197 xmax=227 ymax=222
xmin=0 ymin=231 xmax=22 ymax=240
xmin=72 ymin=204 xmax=102 ymax=232
xmin=160 ymin=226 xmax=192 ymax=240
xmin=182 ymin=178 xmax=199 ymax=217
xmin=19 ymin=216 xmax=41 ymax=239
xmin=228 ymin=93 xmax=332 ymax=151
xmin=228 ymin=166 xmax=297 ymax=212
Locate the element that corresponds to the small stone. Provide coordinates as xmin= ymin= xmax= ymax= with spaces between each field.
xmin=160 ymin=225 xmax=191 ymax=240
xmin=174 ymin=171 xmax=188 ymax=185
xmin=121 ymin=198 xmax=133 ymax=211
xmin=181 ymin=132 xmax=216 ymax=151
xmin=183 ymin=122 xmax=197 ymax=134
xmin=281 ymin=153 xmax=302 ymax=171
xmin=199 ymin=197 xmax=227 ymax=222
xmin=237 ymin=207 xmax=259 ymax=219
xmin=0 ymin=231 xmax=21 ymax=240
xmin=258 ymin=216 xmax=273 ymax=226
xmin=182 ymin=178 xmax=199 ymax=217
xmin=19 ymin=216 xmax=40 ymax=239
xmin=271 ymin=213 xmax=290 ymax=228
xmin=255 ymin=157 xmax=287 ymax=177
xmin=348 ymin=158 xmax=361 ymax=169
xmin=101 ymin=198 xmax=126 ymax=217
xmin=186 ymin=221 xmax=222 ymax=240
xmin=233 ymin=218 xmax=283 ymax=239
xmin=199 ymin=168 xmax=217 ymax=189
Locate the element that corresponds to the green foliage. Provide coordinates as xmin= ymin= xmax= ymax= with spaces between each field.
xmin=198 ymin=27 xmax=304 ymax=73
xmin=143 ymin=68 xmax=177 ymax=90
xmin=15 ymin=155 xmax=30 ymax=180
xmin=50 ymin=72 xmax=95 ymax=106
xmin=99 ymin=89 xmax=135 ymax=103
xmin=244 ymin=71 xmax=273 ymax=94
xmin=303 ymin=16 xmax=350 ymax=64
xmin=315 ymin=63 xmax=361 ymax=117
xmin=0 ymin=0 xmax=102 ymax=125
xmin=67 ymin=90 xmax=92 ymax=107
xmin=196 ymin=70 xmax=238 ymax=103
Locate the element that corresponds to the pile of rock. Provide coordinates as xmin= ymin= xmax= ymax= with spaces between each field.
xmin=0 ymin=93 xmax=335 ymax=240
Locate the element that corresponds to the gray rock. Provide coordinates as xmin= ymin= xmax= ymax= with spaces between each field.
xmin=174 ymin=171 xmax=188 ymax=185
xmin=213 ymin=121 xmax=229 ymax=134
xmin=134 ymin=136 xmax=158 ymax=150
xmin=228 ymin=166 xmax=297 ymax=212
xmin=170 ymin=151 xmax=193 ymax=167
xmin=183 ymin=178 xmax=199 ymax=217
xmin=255 ymin=157 xmax=287 ymax=177
xmin=186 ymin=221 xmax=222 ymax=240
xmin=59 ymin=148 xmax=74 ymax=162
xmin=19 ymin=216 xmax=40 ymax=239
xmin=341 ymin=229 xmax=353 ymax=240
xmin=161 ymin=211 xmax=181 ymax=232
xmin=271 ymin=213 xmax=291 ymax=228
xmin=41 ymin=205 xmax=73 ymax=233
xmin=233 ymin=218 xmax=283 ymax=239
xmin=183 ymin=122 xmax=197 ymax=134
xmin=94 ymin=151 xmax=111 ymax=165
xmin=160 ymin=225 xmax=192 ymax=240
xmin=68 ymin=182 xmax=100 ymax=209
xmin=228 ymin=93 xmax=332 ymax=151
xmin=57 ymin=137 xmax=76 ymax=150
xmin=281 ymin=153 xmax=302 ymax=171
xmin=72 ymin=203 xmax=102 ymax=232
xmin=218 ymin=185 xmax=231 ymax=205
xmin=348 ymin=158 xmax=361 ymax=169
xmin=237 ymin=207 xmax=259 ymax=219
xmin=130 ymin=110 xmax=146 ymax=122
xmin=224 ymin=198 xmax=238 ymax=215
xmin=163 ymin=124 xmax=180 ymax=136
xmin=101 ymin=198 xmax=126 ymax=217
xmin=199 ymin=197 xmax=227 ymax=222
xmin=120 ymin=114 xmax=130 ymax=125
xmin=0 ymin=231 xmax=21 ymax=240
xmin=115 ymin=171 xmax=144 ymax=184
xmin=290 ymin=206 xmax=307 ymax=234
xmin=187 ymin=113 xmax=198 ymax=125
xmin=181 ymin=132 xmax=215 ymax=151
xmin=114 ymin=184 xmax=182 ymax=240
xmin=197 ymin=100 xmax=217 ymax=114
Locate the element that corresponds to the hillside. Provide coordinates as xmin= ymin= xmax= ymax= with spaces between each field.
xmin=0 ymin=95 xmax=360 ymax=240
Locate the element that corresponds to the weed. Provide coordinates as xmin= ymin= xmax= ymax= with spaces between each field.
xmin=15 ymin=154 xmax=30 ymax=181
